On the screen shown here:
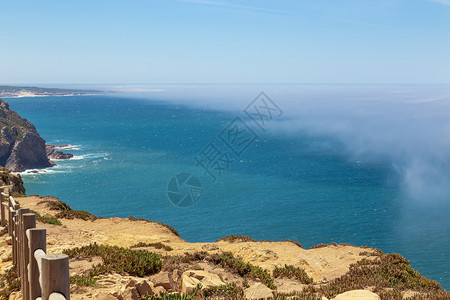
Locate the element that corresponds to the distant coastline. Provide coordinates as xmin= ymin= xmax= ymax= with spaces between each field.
xmin=0 ymin=85 xmax=103 ymax=98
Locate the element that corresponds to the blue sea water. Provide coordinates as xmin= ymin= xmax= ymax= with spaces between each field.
xmin=5 ymin=85 xmax=449 ymax=289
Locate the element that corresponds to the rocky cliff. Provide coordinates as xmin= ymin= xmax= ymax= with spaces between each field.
xmin=46 ymin=144 xmax=74 ymax=160
xmin=0 ymin=99 xmax=52 ymax=172
xmin=0 ymin=167 xmax=25 ymax=196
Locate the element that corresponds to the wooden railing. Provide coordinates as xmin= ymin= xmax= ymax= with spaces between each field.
xmin=1 ymin=186 xmax=70 ymax=300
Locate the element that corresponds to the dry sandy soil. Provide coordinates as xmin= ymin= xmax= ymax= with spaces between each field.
xmin=0 ymin=196 xmax=422 ymax=299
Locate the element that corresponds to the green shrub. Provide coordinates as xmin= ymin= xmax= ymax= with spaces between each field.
xmin=273 ymin=265 xmax=313 ymax=284
xmin=0 ymin=266 xmax=20 ymax=299
xmin=130 ymin=242 xmax=173 ymax=251
xmin=39 ymin=199 xmax=97 ymax=221
xmin=161 ymin=251 xmax=275 ymax=290
xmin=316 ymin=253 xmax=444 ymax=298
xmin=212 ymin=252 xmax=275 ymax=289
xmin=201 ymin=283 xmax=245 ymax=298
xmin=63 ymin=243 xmax=162 ymax=286
xmin=281 ymin=239 xmax=304 ymax=248
xmin=216 ymin=234 xmax=256 ymax=243
xmin=31 ymin=210 xmax=62 ymax=226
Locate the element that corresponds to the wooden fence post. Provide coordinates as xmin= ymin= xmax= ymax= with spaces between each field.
xmin=41 ymin=254 xmax=70 ymax=300
xmin=23 ymin=213 xmax=36 ymax=300
xmin=29 ymin=228 xmax=46 ymax=300
xmin=11 ymin=210 xmax=17 ymax=266
xmin=13 ymin=203 xmax=20 ymax=269
xmin=0 ymin=192 xmax=4 ymax=227
xmin=8 ymin=199 xmax=13 ymax=236
xmin=17 ymin=208 xmax=30 ymax=278
xmin=3 ymin=195 xmax=70 ymax=299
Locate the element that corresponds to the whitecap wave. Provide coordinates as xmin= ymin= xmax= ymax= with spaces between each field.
xmin=18 ymin=167 xmax=67 ymax=176
xmin=70 ymin=152 xmax=111 ymax=160
xmin=53 ymin=144 xmax=82 ymax=151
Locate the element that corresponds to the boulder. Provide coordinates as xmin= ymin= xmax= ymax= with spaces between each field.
xmin=181 ymin=275 xmax=200 ymax=295
xmin=181 ymin=270 xmax=225 ymax=295
xmin=244 ymin=282 xmax=274 ymax=299
xmin=135 ymin=279 xmax=154 ymax=297
xmin=46 ymin=144 xmax=73 ymax=160
xmin=332 ymin=290 xmax=380 ymax=299
xmin=121 ymin=287 xmax=140 ymax=300
xmin=0 ymin=227 xmax=7 ymax=236
xmin=151 ymin=271 xmax=174 ymax=290
xmin=123 ymin=279 xmax=154 ymax=297
xmin=1 ymin=251 xmax=12 ymax=262
xmin=153 ymin=286 xmax=166 ymax=296
xmin=100 ymin=294 xmax=120 ymax=300
xmin=8 ymin=291 xmax=22 ymax=300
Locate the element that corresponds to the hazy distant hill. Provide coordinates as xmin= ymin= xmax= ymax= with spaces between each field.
xmin=0 ymin=85 xmax=102 ymax=98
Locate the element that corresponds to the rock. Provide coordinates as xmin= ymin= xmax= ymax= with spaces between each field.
xmin=0 ymin=227 xmax=7 ymax=236
xmin=1 ymin=251 xmax=12 ymax=262
xmin=135 ymin=279 xmax=154 ymax=297
xmin=121 ymin=287 xmax=140 ymax=300
xmin=100 ymin=294 xmax=120 ymax=300
xmin=8 ymin=291 xmax=22 ymax=300
xmin=332 ymin=290 xmax=380 ymax=299
xmin=153 ymin=286 xmax=166 ymax=296
xmin=0 ymin=99 xmax=52 ymax=172
xmin=151 ymin=271 xmax=174 ymax=290
xmin=45 ymin=144 xmax=73 ymax=160
xmin=274 ymin=278 xmax=306 ymax=294
xmin=112 ymin=291 xmax=123 ymax=300
xmin=172 ymin=269 xmax=182 ymax=282
xmin=125 ymin=279 xmax=137 ymax=288
xmin=244 ymin=282 xmax=274 ymax=299
xmin=0 ymin=168 xmax=25 ymax=195
xmin=5 ymin=236 xmax=12 ymax=245
xmin=181 ymin=270 xmax=225 ymax=295
xmin=181 ymin=274 xmax=200 ymax=295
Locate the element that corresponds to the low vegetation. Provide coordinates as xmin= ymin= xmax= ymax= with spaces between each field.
xmin=128 ymin=216 xmax=180 ymax=237
xmin=0 ymin=266 xmax=20 ymax=300
xmin=216 ymin=234 xmax=256 ymax=243
xmin=130 ymin=242 xmax=173 ymax=251
xmin=163 ymin=251 xmax=275 ymax=290
xmin=31 ymin=209 xmax=62 ymax=226
xmin=39 ymin=199 xmax=97 ymax=221
xmin=155 ymin=250 xmax=448 ymax=299
xmin=310 ymin=242 xmax=355 ymax=249
xmin=63 ymin=243 xmax=162 ymax=286
xmin=273 ymin=265 xmax=313 ymax=284
xmin=0 ymin=167 xmax=26 ymax=196
xmin=310 ymin=252 xmax=446 ymax=299
xmin=281 ymin=239 xmax=304 ymax=248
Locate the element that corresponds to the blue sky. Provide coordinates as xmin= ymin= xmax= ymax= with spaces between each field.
xmin=0 ymin=0 xmax=449 ymax=84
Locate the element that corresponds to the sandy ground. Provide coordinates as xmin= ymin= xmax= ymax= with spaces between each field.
xmin=14 ymin=195 xmax=371 ymax=282
xmin=0 ymin=195 xmax=379 ymax=299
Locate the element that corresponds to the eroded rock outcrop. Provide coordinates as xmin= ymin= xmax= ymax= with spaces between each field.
xmin=46 ymin=144 xmax=74 ymax=160
xmin=0 ymin=99 xmax=72 ymax=172
xmin=0 ymin=99 xmax=52 ymax=172
xmin=0 ymin=167 xmax=26 ymax=195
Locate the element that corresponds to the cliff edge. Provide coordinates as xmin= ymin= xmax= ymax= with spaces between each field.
xmin=1 ymin=194 xmax=448 ymax=299
xmin=0 ymin=99 xmax=52 ymax=172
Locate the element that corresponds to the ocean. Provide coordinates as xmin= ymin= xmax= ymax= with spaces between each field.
xmin=5 ymin=84 xmax=450 ymax=289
